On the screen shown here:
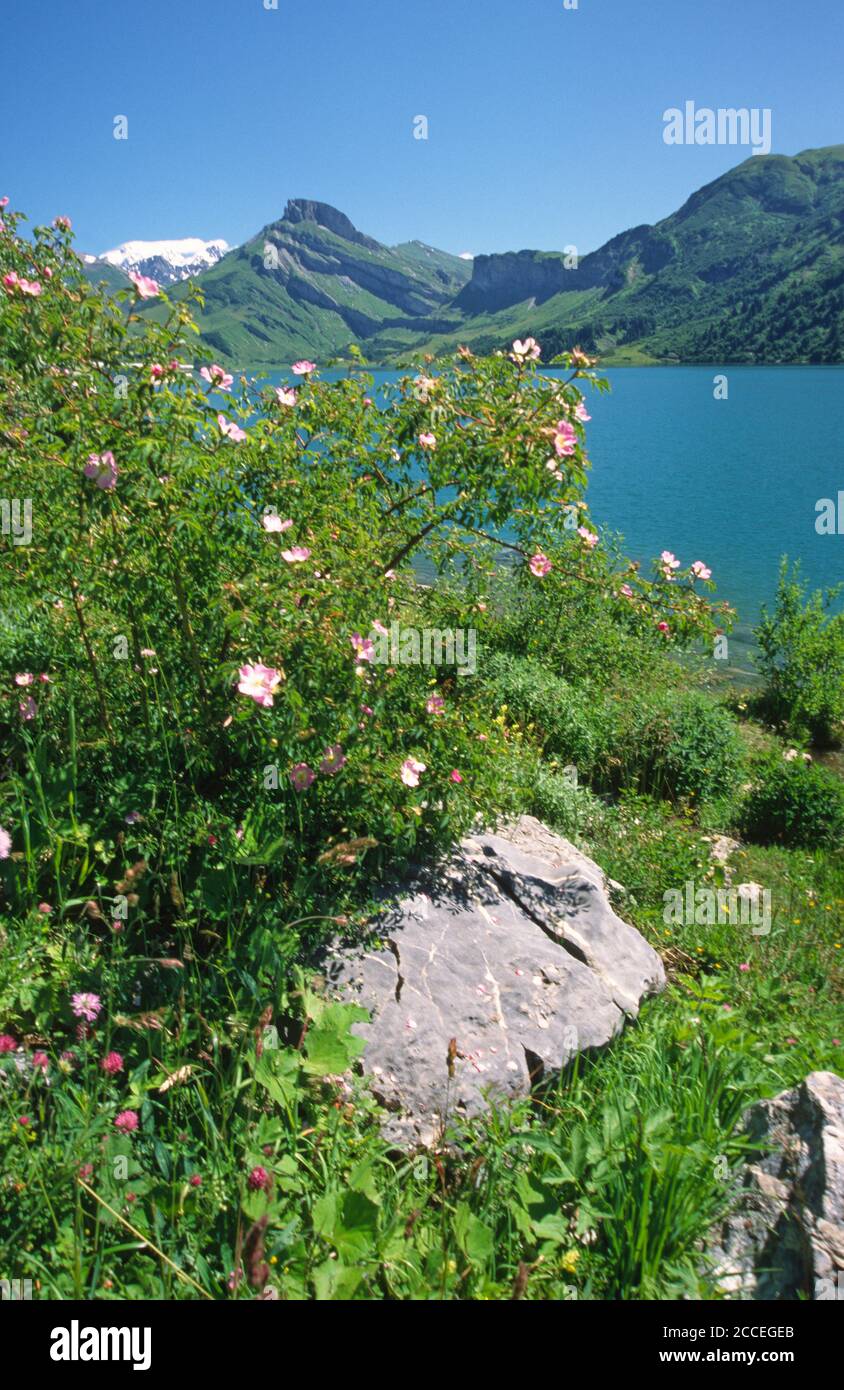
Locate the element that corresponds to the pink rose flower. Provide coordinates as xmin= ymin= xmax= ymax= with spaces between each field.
xmin=691 ymin=561 xmax=712 ymax=580
xmin=449 ymin=769 xmax=463 ymax=783
xmin=275 ymin=387 xmax=297 ymax=407
xmin=426 ymin=695 xmax=445 ymax=714
xmin=418 ymin=432 xmax=436 ymax=450
xmin=554 ymin=420 xmax=577 ymax=457
xmin=200 ymin=364 xmax=233 ymax=390
xmin=510 ymin=337 xmax=541 ymax=363
xmin=217 ymin=413 xmax=246 ymax=442
xmin=529 ymin=553 xmax=552 ymax=577
xmin=129 ymin=273 xmax=160 ymax=299
xmin=319 ymin=744 xmax=347 ymax=776
xmin=291 ymin=361 xmax=316 ymax=375
xmin=262 ymin=513 xmax=293 ymax=533
xmin=0 ymin=826 xmax=11 ymax=860
xmin=237 ymin=663 xmax=283 ymax=709
xmin=83 ymin=451 xmax=118 ymax=490
xmin=289 ymin=763 xmax=316 ymax=792
xmin=350 ymin=633 xmax=375 ymax=662
xmin=401 ymin=757 xmax=426 ymax=788
xmin=281 ymin=546 xmax=310 ymax=563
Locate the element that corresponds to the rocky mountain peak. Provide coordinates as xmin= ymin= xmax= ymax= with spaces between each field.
xmin=281 ymin=199 xmax=382 ymax=252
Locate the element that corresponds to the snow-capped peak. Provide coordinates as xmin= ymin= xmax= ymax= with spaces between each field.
xmin=98 ymin=237 xmax=231 ymax=285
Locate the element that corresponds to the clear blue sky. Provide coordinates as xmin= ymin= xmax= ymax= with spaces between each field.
xmin=2 ymin=0 xmax=841 ymax=257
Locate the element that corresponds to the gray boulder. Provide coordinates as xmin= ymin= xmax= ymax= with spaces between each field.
xmin=711 ymin=1070 xmax=844 ymax=1300
xmin=325 ymin=816 xmax=665 ymax=1147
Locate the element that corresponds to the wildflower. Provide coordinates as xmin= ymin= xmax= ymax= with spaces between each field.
xmin=275 ymin=387 xmax=297 ymax=407
xmin=449 ymin=769 xmax=464 ymax=784
xmin=350 ymin=633 xmax=375 ymax=662
xmin=18 ymin=1116 xmax=30 ymax=1127
xmin=262 ymin=513 xmax=293 ymax=533
xmin=657 ymin=621 xmax=670 ymax=634
xmin=0 ymin=826 xmax=11 ymax=860
xmin=426 ymin=695 xmax=445 ymax=714
xmin=217 ymin=413 xmax=246 ymax=442
xmin=418 ymin=432 xmax=437 ymax=450
xmin=291 ymin=360 xmax=316 ymax=375
xmin=189 ymin=1174 xmax=202 ymax=1187
xmin=18 ymin=696 xmax=37 ymax=721
xmin=574 ymin=400 xmax=591 ymax=422
xmin=660 ymin=550 xmax=680 ymax=579
xmin=71 ymin=992 xmax=102 ymax=1022
xmin=53 ymin=215 xmax=72 ymax=231
xmin=14 ymin=672 xmax=35 ymax=686
xmin=319 ymin=744 xmax=347 ymax=776
xmin=101 ymin=1052 xmax=124 ymax=1075
xmin=83 ymin=450 xmax=118 ymax=490
xmin=248 ymin=1165 xmax=271 ymax=1191
xmin=529 ymin=553 xmax=552 ymax=577
xmin=577 ymin=527 xmax=598 ymax=549
xmin=289 ymin=763 xmax=316 ymax=792
xmin=114 ymin=1110 xmax=139 ymax=1132
xmin=691 ymin=560 xmax=712 ymax=580
xmin=237 ymin=663 xmax=284 ymax=709
xmin=31 ymin=1050 xmax=49 ymax=1071
xmin=738 ymin=962 xmax=751 ymax=973
xmin=510 ymin=337 xmax=541 ymax=363
xmin=401 ymin=757 xmax=426 ymax=788
xmin=200 ymin=364 xmax=233 ymax=390
xmin=78 ymin=1163 xmax=94 ymax=1180
xmin=0 ymin=1034 xmax=18 ymax=1053
xmin=129 ymin=272 xmax=159 ymax=298
xmin=554 ymin=420 xmax=577 ymax=457
xmin=281 ymin=546 xmax=310 ymax=563
xmin=18 ymin=279 xmax=42 ymax=296
xmin=619 ymin=584 xmax=634 ymax=599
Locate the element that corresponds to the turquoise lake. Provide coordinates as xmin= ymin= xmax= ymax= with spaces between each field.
xmin=263 ymin=366 xmax=844 ymax=664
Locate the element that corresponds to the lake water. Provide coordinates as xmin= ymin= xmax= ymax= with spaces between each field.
xmin=262 ymin=366 xmax=844 ymax=666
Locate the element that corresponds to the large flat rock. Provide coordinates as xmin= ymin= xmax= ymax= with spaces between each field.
xmin=325 ymin=816 xmax=665 ymax=1146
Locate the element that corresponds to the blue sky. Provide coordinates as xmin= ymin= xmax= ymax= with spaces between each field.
xmin=2 ymin=0 xmax=841 ymax=257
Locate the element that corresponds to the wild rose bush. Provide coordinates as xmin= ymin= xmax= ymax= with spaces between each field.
xmin=0 ymin=206 xmax=725 ymax=933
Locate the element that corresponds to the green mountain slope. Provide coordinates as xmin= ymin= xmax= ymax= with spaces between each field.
xmin=162 ymin=199 xmax=471 ymax=367
xmin=147 ymin=147 xmax=844 ymax=366
xmin=391 ymin=145 xmax=844 ymax=365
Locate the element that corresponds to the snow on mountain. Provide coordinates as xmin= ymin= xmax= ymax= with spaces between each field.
xmin=98 ymin=237 xmax=231 ymax=285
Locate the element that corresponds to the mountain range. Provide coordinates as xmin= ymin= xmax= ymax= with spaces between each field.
xmin=84 ymin=145 xmax=844 ymax=366
xmin=82 ymin=237 xmax=230 ymax=288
